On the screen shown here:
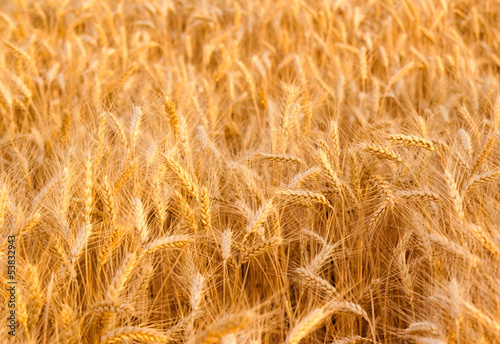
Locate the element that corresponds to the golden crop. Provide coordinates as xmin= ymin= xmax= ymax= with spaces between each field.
xmin=0 ymin=0 xmax=499 ymax=343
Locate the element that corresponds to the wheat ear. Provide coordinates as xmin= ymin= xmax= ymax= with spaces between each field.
xmin=140 ymin=235 xmax=192 ymax=256
xmin=428 ymin=233 xmax=483 ymax=268
xmin=256 ymin=152 xmax=305 ymax=165
xmin=277 ymin=189 xmax=330 ymax=208
xmin=25 ymin=265 xmax=43 ymax=327
xmin=359 ymin=142 xmax=404 ymax=163
xmin=443 ymin=168 xmax=464 ymax=221
xmin=461 ymin=301 xmax=500 ymax=335
xmin=286 ymin=307 xmax=331 ymax=344
xmin=308 ymin=244 xmax=336 ymax=273
xmin=0 ymin=186 xmax=7 ymax=230
xmin=199 ymin=186 xmax=212 ymax=234
xmin=106 ymin=252 xmax=138 ymax=299
xmin=242 ymin=199 xmax=274 ymax=243
xmin=289 ymin=167 xmax=321 ymax=189
xmin=98 ymin=225 xmax=123 ymax=271
xmin=201 ymin=311 xmax=256 ymax=344
xmin=458 ymin=128 xmax=472 ymax=157
xmin=465 ymin=170 xmax=500 ymax=191
xmin=464 ymin=223 xmax=500 ymax=257
xmin=388 ymin=134 xmax=438 ymax=152
xmin=326 ymin=301 xmax=370 ymax=321
xmin=86 ymin=300 xmax=135 ymax=318
xmin=108 ymin=112 xmax=129 ymax=147
xmin=239 ymin=237 xmax=282 ymax=265
xmin=295 ymin=267 xmax=337 ymax=297
xmin=164 ymin=96 xmax=179 ymax=140
xmin=470 ymin=136 xmax=496 ymax=175
xmin=404 ymin=322 xmax=441 ymax=337
xmin=60 ymin=304 xmax=80 ymax=344
xmin=380 ymin=61 xmax=416 ymax=111
xmin=101 ymin=326 xmax=169 ymax=344
xmin=163 ymin=154 xmax=199 ymax=198
xmin=318 ymin=148 xmax=343 ymax=193
xmin=396 ymin=190 xmax=440 ymax=202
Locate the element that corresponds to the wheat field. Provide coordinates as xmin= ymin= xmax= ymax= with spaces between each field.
xmin=0 ymin=0 xmax=499 ymax=343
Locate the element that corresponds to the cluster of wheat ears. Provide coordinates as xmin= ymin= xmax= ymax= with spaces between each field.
xmin=0 ymin=0 xmax=499 ymax=343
